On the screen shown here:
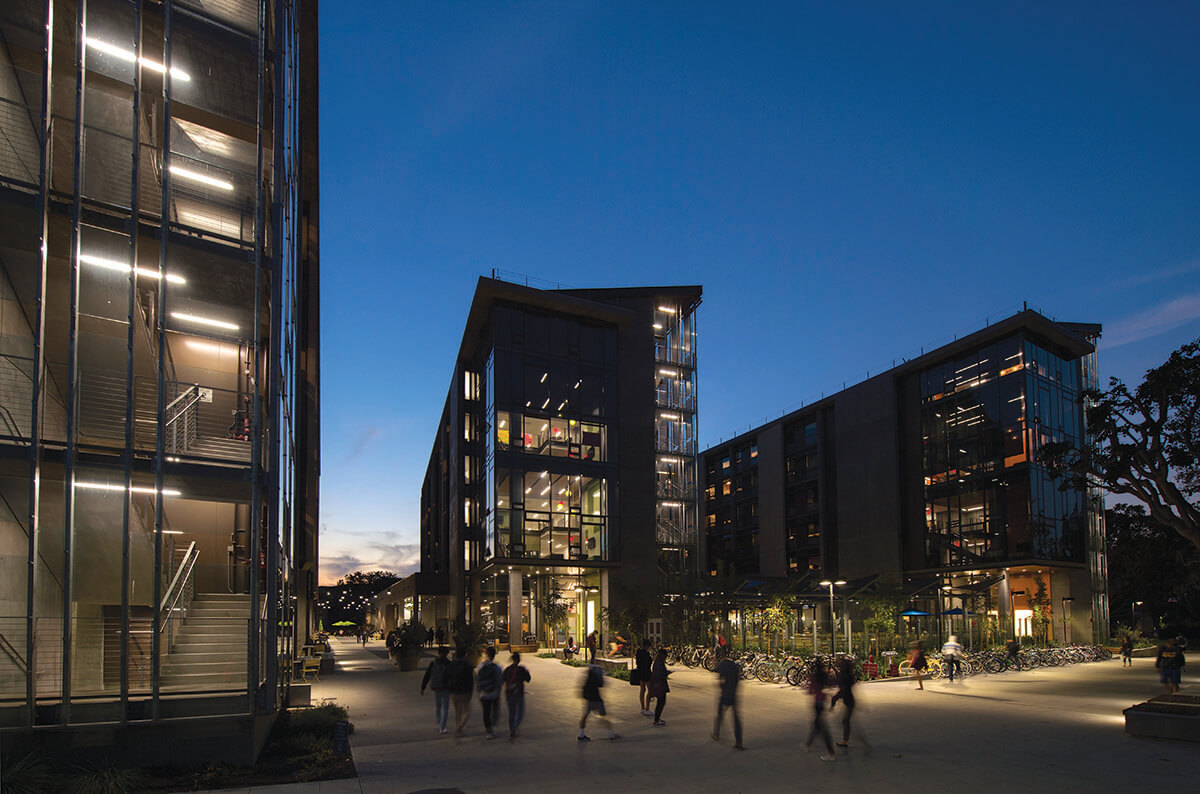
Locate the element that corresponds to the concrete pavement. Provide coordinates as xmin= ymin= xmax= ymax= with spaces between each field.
xmin=296 ymin=638 xmax=1199 ymax=793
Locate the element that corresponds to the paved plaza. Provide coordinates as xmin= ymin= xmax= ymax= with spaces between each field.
xmin=292 ymin=639 xmax=1200 ymax=793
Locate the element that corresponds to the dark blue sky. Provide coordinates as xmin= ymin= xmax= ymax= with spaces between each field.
xmin=316 ymin=1 xmax=1200 ymax=582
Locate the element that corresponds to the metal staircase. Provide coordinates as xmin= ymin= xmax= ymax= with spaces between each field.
xmin=159 ymin=593 xmax=250 ymax=691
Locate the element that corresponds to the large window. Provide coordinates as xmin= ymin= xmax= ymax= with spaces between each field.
xmin=490 ymin=468 xmax=607 ymax=562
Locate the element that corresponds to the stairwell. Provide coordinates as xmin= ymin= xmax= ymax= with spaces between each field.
xmin=160 ymin=593 xmax=250 ymax=691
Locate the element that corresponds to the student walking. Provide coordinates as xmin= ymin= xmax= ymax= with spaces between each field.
xmin=634 ymin=640 xmax=654 ymax=716
xmin=830 ymin=656 xmax=865 ymax=750
xmin=941 ymin=635 xmax=963 ymax=683
xmin=648 ymin=648 xmax=671 ymax=726
xmin=476 ymin=646 xmax=503 ymax=739
xmin=1005 ymin=637 xmax=1022 ymax=671
xmin=1156 ymin=636 xmax=1186 ymax=694
xmin=446 ymin=649 xmax=475 ymax=736
xmin=586 ymin=630 xmax=599 ymax=663
xmin=420 ymin=646 xmax=452 ymax=735
xmin=805 ymin=658 xmax=836 ymax=761
xmin=712 ymin=647 xmax=743 ymax=749
xmin=908 ymin=643 xmax=927 ymax=690
xmin=1120 ymin=636 xmax=1134 ymax=667
xmin=503 ymin=651 xmax=532 ymax=738
xmin=578 ymin=663 xmax=619 ymax=741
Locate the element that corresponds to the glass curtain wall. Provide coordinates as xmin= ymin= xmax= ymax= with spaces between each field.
xmin=0 ymin=0 xmax=306 ymax=729
xmin=654 ymin=300 xmax=697 ymax=582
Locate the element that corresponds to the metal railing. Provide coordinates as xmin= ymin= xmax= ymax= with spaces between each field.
xmin=160 ymin=542 xmax=198 ymax=653
xmin=0 ymin=629 xmax=27 ymax=675
xmin=164 ymin=384 xmax=201 ymax=454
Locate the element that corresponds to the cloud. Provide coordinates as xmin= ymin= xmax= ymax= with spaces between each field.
xmin=1101 ymin=292 xmax=1200 ymax=350
xmin=345 ymin=426 xmax=384 ymax=463
xmin=319 ymin=543 xmax=421 ymax=586
xmin=1109 ymin=260 xmax=1200 ymax=290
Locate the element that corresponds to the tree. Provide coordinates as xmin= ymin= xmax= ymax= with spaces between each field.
xmin=1040 ymin=337 xmax=1200 ymax=552
xmin=861 ymin=584 xmax=904 ymax=654
xmin=760 ymin=596 xmax=791 ymax=655
xmin=1105 ymin=504 xmax=1200 ymax=637
xmin=533 ymin=578 xmax=570 ymax=645
xmin=1029 ymin=574 xmax=1052 ymax=646
xmin=338 ymin=570 xmax=400 ymax=588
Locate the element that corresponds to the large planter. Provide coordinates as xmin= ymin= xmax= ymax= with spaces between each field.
xmin=396 ymin=647 xmax=423 ymax=671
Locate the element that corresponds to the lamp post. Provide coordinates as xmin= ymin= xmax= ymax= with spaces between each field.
xmin=1132 ymin=600 xmax=1143 ymax=632
xmin=819 ymin=580 xmax=846 ymax=654
xmin=1060 ymin=597 xmax=1075 ymax=644
xmin=1009 ymin=589 xmax=1027 ymax=640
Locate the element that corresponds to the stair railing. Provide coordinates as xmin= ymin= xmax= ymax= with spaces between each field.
xmin=160 ymin=541 xmax=198 ymax=652
xmin=0 ymin=630 xmax=27 ymax=675
xmin=164 ymin=384 xmax=201 ymax=454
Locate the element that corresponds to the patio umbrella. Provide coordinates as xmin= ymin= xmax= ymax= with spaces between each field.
xmin=899 ymin=610 xmax=933 ymax=617
xmin=942 ymin=608 xmax=977 ymax=616
xmin=332 ymin=620 xmax=358 ymax=627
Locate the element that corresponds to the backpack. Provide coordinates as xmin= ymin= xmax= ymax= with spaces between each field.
xmin=477 ymin=661 xmax=501 ymax=697
xmin=429 ymin=658 xmax=448 ymax=690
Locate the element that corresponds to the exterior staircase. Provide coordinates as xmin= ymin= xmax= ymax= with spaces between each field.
xmin=160 ymin=593 xmax=249 ymax=691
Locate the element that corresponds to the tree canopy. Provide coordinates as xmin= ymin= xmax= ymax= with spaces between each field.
xmin=1105 ymin=504 xmax=1200 ymax=636
xmin=338 ymin=570 xmax=400 ymax=587
xmin=1040 ymin=337 xmax=1200 ymax=552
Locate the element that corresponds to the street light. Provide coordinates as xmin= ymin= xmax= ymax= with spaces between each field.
xmin=819 ymin=580 xmax=847 ymax=654
xmin=1132 ymin=600 xmax=1143 ymax=630
xmin=1060 ymin=597 xmax=1075 ymax=644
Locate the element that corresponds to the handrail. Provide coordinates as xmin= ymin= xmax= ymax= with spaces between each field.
xmin=0 ymin=403 xmax=21 ymax=437
xmin=164 ymin=385 xmax=200 ymax=453
xmin=0 ymin=631 xmax=27 ymax=675
xmin=160 ymin=542 xmax=198 ymax=652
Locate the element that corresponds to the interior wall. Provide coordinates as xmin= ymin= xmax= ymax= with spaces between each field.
xmin=163 ymin=497 xmax=239 ymax=595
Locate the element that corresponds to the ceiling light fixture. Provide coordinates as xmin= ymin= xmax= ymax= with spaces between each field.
xmin=657 ymin=305 xmax=676 ymax=314
xmin=171 ymin=312 xmax=238 ymax=331
xmin=80 ymin=254 xmax=186 ymax=285
xmin=75 ymin=481 xmax=182 ymax=497
xmin=85 ymin=37 xmax=191 ymax=81
xmin=169 ymin=164 xmax=234 ymax=191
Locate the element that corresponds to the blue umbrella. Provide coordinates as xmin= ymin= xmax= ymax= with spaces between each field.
xmin=942 ymin=608 xmax=976 ymax=616
xmin=900 ymin=610 xmax=933 ymax=617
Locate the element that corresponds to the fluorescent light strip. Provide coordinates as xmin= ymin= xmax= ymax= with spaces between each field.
xmin=85 ymin=37 xmax=191 ymax=81
xmin=171 ymin=312 xmax=239 ymax=331
xmin=75 ymin=481 xmax=182 ymax=497
xmin=80 ymin=254 xmax=185 ymax=285
xmin=169 ymin=165 xmax=234 ymax=191
xmin=657 ymin=305 xmax=676 ymax=314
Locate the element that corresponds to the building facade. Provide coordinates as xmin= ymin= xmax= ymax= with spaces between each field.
xmin=0 ymin=0 xmax=319 ymax=763
xmin=702 ymin=310 xmax=1109 ymax=643
xmin=413 ymin=277 xmax=700 ymax=644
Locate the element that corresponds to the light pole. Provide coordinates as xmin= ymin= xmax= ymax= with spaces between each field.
xmin=1009 ymin=589 xmax=1027 ymax=640
xmin=1132 ymin=600 xmax=1143 ymax=632
xmin=1060 ymin=597 xmax=1075 ymax=644
xmin=819 ymin=580 xmax=846 ymax=654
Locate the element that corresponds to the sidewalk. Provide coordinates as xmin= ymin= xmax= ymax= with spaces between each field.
xmin=202 ymin=639 xmax=1200 ymax=793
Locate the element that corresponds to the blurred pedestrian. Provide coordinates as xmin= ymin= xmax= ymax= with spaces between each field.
xmin=1005 ymin=637 xmax=1022 ymax=671
xmin=1120 ymin=636 xmax=1134 ymax=668
xmin=635 ymin=639 xmax=654 ymax=716
xmin=831 ymin=656 xmax=866 ymax=751
xmin=578 ymin=662 xmax=619 ymax=741
xmin=419 ymin=645 xmax=451 ymax=735
xmin=476 ymin=646 xmax=503 ymax=739
xmin=941 ymin=635 xmax=963 ymax=683
xmin=435 ymin=626 xmax=445 ymax=646
xmin=649 ymin=648 xmax=671 ymax=726
xmin=446 ymin=648 xmax=475 ymax=736
xmin=1156 ymin=636 xmax=1186 ymax=695
xmin=503 ymin=651 xmax=532 ymax=738
xmin=586 ymin=630 xmax=599 ymax=663
xmin=712 ymin=647 xmax=743 ymax=749
xmin=805 ymin=658 xmax=836 ymax=761
xmin=908 ymin=643 xmax=927 ymax=690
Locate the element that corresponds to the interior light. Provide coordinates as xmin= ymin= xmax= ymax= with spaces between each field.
xmin=80 ymin=254 xmax=186 ymax=285
xmin=574 ymin=380 xmax=581 ymax=389
xmin=541 ymin=423 xmax=548 ymax=431
xmin=541 ymin=398 xmax=549 ymax=409
xmin=557 ymin=401 xmax=566 ymax=410
xmin=75 ymin=482 xmax=182 ymax=497
xmin=659 ymin=368 xmax=678 ymax=377
xmin=653 ymin=323 xmax=663 ymax=330
xmin=160 ymin=530 xmax=184 ymax=535
xmin=171 ymin=312 xmax=238 ymax=331
xmin=657 ymin=306 xmax=676 ymax=314
xmin=185 ymin=339 xmax=222 ymax=354
xmin=540 ymin=372 xmax=548 ymax=383
xmin=660 ymin=413 xmax=679 ymax=420
xmin=169 ymin=165 xmax=234 ymax=191
xmin=85 ymin=37 xmax=191 ymax=81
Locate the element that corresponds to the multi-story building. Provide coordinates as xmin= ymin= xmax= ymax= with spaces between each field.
xmin=702 ymin=310 xmax=1109 ymax=643
xmin=0 ymin=0 xmax=319 ymax=763
xmin=412 ymin=277 xmax=700 ymax=644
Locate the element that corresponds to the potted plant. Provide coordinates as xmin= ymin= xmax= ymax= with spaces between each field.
xmin=393 ymin=621 xmax=428 ymax=671
xmin=451 ymin=616 xmax=487 ymax=665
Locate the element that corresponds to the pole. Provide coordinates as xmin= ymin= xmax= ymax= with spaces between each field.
xmin=828 ymin=585 xmax=835 ymax=655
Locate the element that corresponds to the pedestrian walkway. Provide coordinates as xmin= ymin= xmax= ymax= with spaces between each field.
xmin=200 ymin=640 xmax=1200 ymax=793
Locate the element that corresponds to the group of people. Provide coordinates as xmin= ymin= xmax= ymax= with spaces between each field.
xmin=420 ymin=646 xmax=532 ymax=739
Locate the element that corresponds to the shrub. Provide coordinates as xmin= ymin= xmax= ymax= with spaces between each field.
xmin=1 ymin=751 xmax=62 ymax=794
xmin=63 ymin=760 xmax=146 ymax=794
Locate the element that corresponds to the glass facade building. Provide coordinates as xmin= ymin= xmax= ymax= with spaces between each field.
xmin=0 ymin=0 xmax=319 ymax=762
xmin=416 ymin=278 xmax=700 ymax=645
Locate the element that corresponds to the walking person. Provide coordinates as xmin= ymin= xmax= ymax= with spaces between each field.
xmin=446 ymin=648 xmax=475 ymax=736
xmin=586 ymin=629 xmax=599 ymax=663
xmin=908 ymin=642 xmax=927 ymax=690
xmin=435 ymin=626 xmax=445 ymax=646
xmin=476 ymin=646 xmax=503 ymax=739
xmin=712 ymin=647 xmax=744 ymax=750
xmin=804 ymin=658 xmax=836 ymax=761
xmin=648 ymin=648 xmax=671 ymax=726
xmin=419 ymin=645 xmax=451 ymax=735
xmin=1005 ymin=637 xmax=1022 ymax=671
xmin=635 ymin=639 xmax=654 ymax=716
xmin=941 ymin=635 xmax=963 ymax=683
xmin=503 ymin=651 xmax=532 ymax=738
xmin=1120 ymin=635 xmax=1134 ymax=667
xmin=578 ymin=663 xmax=620 ymax=741
xmin=831 ymin=656 xmax=866 ymax=751
xmin=1156 ymin=636 xmax=1186 ymax=695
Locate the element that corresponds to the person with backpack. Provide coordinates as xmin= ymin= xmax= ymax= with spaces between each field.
xmin=446 ymin=648 xmax=475 ymax=736
xmin=476 ymin=646 xmax=503 ymax=739
xmin=503 ymin=651 xmax=532 ymax=738
xmin=419 ymin=645 xmax=451 ymax=735
xmin=578 ymin=663 xmax=619 ymax=741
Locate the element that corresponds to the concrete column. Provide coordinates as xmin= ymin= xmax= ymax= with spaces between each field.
xmin=508 ymin=572 xmax=522 ymax=644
